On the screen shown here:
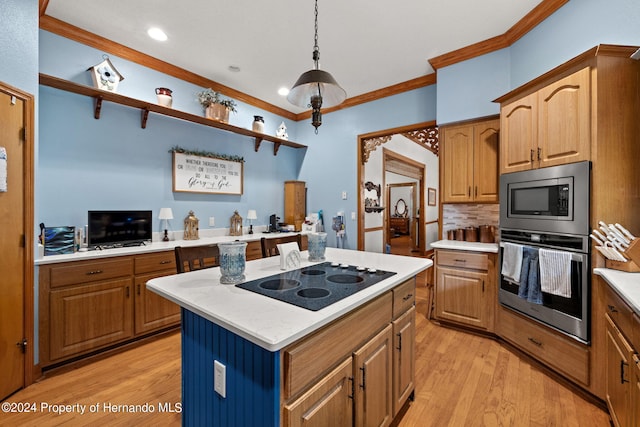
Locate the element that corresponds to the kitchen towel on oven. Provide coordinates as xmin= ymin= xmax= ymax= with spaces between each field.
xmin=501 ymin=242 xmax=523 ymax=284
xmin=539 ymin=248 xmax=572 ymax=298
xmin=518 ymin=247 xmax=542 ymax=304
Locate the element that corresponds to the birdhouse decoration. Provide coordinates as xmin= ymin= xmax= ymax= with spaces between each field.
xmin=87 ymin=55 xmax=124 ymax=92
xmin=276 ymin=122 xmax=289 ymax=140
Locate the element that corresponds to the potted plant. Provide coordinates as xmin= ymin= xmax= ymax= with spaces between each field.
xmin=196 ymin=88 xmax=238 ymax=123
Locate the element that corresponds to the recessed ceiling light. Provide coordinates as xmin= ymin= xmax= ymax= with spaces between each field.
xmin=278 ymin=87 xmax=290 ymax=96
xmin=147 ymin=27 xmax=168 ymax=41
xmin=228 ymin=65 xmax=241 ymax=72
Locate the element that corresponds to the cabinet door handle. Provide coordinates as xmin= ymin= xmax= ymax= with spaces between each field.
xmin=621 ymin=360 xmax=630 ymax=384
xmin=607 ymin=304 xmax=618 ymax=313
xmin=475 ymin=186 xmax=478 ymax=197
xmin=528 ymin=337 xmax=543 ymax=347
xmin=359 ymin=367 xmax=366 ymax=390
xmin=402 ymin=293 xmax=413 ymax=301
xmin=537 ymin=147 xmax=541 ymax=161
xmin=468 ymin=186 xmax=471 ymax=197
xmin=454 ymin=259 xmax=467 ymax=263
xmin=482 ymin=280 xmax=485 ymax=292
xmin=347 ymin=377 xmax=354 ymax=399
xmin=396 ymin=333 xmax=402 ymax=351
xmin=86 ymin=270 xmax=103 ymax=275
xmin=530 ymin=149 xmax=534 ymax=161
xmin=126 ymin=286 xmax=130 ymax=298
xmin=137 ymin=284 xmax=141 ymax=295
xmin=160 ymin=260 xmax=171 ymax=265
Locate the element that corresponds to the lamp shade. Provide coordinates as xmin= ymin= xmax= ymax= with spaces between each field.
xmin=158 ymin=207 xmax=174 ymax=220
xmin=287 ymin=69 xmax=346 ymax=108
xmin=247 ymin=209 xmax=257 ymax=220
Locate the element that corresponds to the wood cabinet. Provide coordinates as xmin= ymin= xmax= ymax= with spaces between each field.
xmin=354 ymin=324 xmax=394 ymax=427
xmin=499 ymin=67 xmax=590 ymax=174
xmin=284 ymin=358 xmax=353 ymax=427
xmin=441 ymin=117 xmax=499 ymax=203
xmin=39 ymin=250 xmax=179 ymax=367
xmin=282 ymin=278 xmax=416 ymax=427
xmin=389 ymin=217 xmax=410 ymax=235
xmin=284 ymin=181 xmax=306 ymax=231
xmin=606 ymin=314 xmax=634 ymax=427
xmin=434 ymin=249 xmax=496 ymax=332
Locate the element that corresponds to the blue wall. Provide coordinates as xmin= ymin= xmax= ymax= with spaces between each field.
xmin=0 ymin=0 xmax=38 ymax=95
xmin=38 ymin=30 xmax=437 ymax=248
xmin=436 ymin=0 xmax=640 ymax=124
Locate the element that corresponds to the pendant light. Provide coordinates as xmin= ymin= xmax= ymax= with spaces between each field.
xmin=287 ymin=0 xmax=346 ymax=133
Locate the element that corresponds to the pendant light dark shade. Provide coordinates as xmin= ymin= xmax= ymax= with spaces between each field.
xmin=287 ymin=0 xmax=346 ymax=132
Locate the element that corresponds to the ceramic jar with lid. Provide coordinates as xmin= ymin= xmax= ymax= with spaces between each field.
xmin=252 ymin=115 xmax=265 ymax=133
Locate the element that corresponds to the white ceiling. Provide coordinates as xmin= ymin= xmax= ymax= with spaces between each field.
xmin=45 ymin=0 xmax=542 ymax=114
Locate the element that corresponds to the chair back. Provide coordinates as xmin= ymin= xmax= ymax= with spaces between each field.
xmin=261 ymin=235 xmax=302 ymax=258
xmin=175 ymin=244 xmax=220 ymax=273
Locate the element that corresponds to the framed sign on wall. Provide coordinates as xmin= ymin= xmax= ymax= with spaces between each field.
xmin=172 ymin=151 xmax=243 ymax=195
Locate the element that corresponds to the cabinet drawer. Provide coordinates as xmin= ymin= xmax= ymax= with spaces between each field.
xmin=436 ymin=250 xmax=488 ymax=271
xmin=497 ymin=306 xmax=589 ymax=386
xmin=392 ymin=278 xmax=415 ymax=318
xmin=246 ymin=240 xmax=263 ymax=260
xmin=50 ymin=257 xmax=133 ymax=288
xmin=134 ymin=251 xmax=176 ymax=275
xmin=604 ymin=285 xmax=634 ymax=344
xmin=283 ymin=292 xmax=392 ymax=400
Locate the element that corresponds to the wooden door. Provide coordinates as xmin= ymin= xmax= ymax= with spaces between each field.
xmin=473 ymin=119 xmax=500 ymax=202
xmin=605 ymin=315 xmax=633 ymax=427
xmin=354 ymin=324 xmax=393 ymax=427
xmin=537 ymin=67 xmax=591 ymax=168
xmin=134 ymin=272 xmax=180 ymax=335
xmin=0 ymin=86 xmax=33 ymax=400
xmin=392 ymin=307 xmax=415 ymax=416
xmin=283 ymin=357 xmax=353 ymax=427
xmin=435 ymin=266 xmax=488 ymax=329
xmin=442 ymin=124 xmax=473 ymax=202
xmin=500 ymin=92 xmax=537 ymax=174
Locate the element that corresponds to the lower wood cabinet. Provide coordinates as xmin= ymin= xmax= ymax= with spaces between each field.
xmin=282 ymin=278 xmax=416 ymax=427
xmin=40 ymin=250 xmax=179 ymax=367
xmin=434 ymin=249 xmax=496 ymax=332
xmin=49 ymin=278 xmax=134 ymax=361
xmin=606 ymin=314 xmax=634 ymax=427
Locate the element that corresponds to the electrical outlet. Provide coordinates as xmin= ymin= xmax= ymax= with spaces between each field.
xmin=209 ymin=217 xmax=215 ymax=227
xmin=351 ymin=212 xmax=356 ymax=220
xmin=341 ymin=191 xmax=347 ymax=200
xmin=214 ymin=360 xmax=226 ymax=398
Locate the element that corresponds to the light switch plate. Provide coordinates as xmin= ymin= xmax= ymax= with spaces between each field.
xmin=209 ymin=217 xmax=215 ymax=227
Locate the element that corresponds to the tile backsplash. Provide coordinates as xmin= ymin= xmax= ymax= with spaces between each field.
xmin=442 ymin=204 xmax=499 ymax=232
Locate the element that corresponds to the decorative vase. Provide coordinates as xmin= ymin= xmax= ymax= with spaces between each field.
xmin=218 ymin=241 xmax=247 ymax=284
xmin=307 ymin=232 xmax=327 ymax=261
xmin=252 ymin=116 xmax=265 ymax=133
xmin=155 ymin=87 xmax=173 ymax=108
xmin=205 ymin=104 xmax=230 ymax=123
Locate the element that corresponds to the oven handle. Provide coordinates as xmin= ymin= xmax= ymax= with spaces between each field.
xmin=499 ymin=242 xmax=586 ymax=262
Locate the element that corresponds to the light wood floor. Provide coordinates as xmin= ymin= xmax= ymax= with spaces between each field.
xmin=2 ymin=242 xmax=611 ymax=426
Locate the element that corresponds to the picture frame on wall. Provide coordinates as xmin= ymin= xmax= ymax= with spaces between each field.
xmin=428 ymin=187 xmax=437 ymax=206
xmin=172 ymin=151 xmax=243 ymax=195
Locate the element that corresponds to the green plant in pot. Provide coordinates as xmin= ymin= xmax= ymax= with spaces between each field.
xmin=196 ymin=88 xmax=238 ymax=123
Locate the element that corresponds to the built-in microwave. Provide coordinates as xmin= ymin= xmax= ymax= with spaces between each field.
xmin=499 ymin=161 xmax=590 ymax=236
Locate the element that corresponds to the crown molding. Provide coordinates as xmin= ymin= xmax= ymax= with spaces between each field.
xmin=429 ymin=0 xmax=569 ymax=70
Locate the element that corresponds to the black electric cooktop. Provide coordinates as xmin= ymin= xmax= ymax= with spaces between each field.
xmin=236 ymin=262 xmax=396 ymax=311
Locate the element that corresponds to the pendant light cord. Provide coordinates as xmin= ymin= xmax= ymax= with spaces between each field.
xmin=313 ymin=0 xmax=319 ymax=69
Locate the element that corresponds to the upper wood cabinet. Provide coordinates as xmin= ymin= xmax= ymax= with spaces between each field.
xmin=500 ymin=67 xmax=591 ymax=174
xmin=441 ymin=117 xmax=499 ymax=203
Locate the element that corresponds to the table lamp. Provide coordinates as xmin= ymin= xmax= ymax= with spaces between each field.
xmin=159 ymin=207 xmax=174 ymax=241
xmin=247 ymin=209 xmax=257 ymax=234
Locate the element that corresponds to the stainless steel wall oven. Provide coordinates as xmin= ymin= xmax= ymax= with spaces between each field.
xmin=499 ymin=162 xmax=591 ymax=344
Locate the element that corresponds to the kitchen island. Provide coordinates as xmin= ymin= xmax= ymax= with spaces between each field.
xmin=147 ymin=247 xmax=431 ymax=426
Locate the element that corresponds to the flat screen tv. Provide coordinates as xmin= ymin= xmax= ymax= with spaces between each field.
xmin=88 ymin=210 xmax=152 ymax=248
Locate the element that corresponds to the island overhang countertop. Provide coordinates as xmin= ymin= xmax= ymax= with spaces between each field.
xmin=147 ymin=247 xmax=431 ymax=351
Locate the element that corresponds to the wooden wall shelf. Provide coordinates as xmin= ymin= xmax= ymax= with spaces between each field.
xmin=39 ymin=74 xmax=306 ymax=156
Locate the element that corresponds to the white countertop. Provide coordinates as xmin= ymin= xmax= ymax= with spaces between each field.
xmin=147 ymin=247 xmax=432 ymax=351
xmin=430 ymin=239 xmax=499 ymax=253
xmin=594 ymin=268 xmax=640 ymax=314
xmin=34 ymin=231 xmax=305 ymax=265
